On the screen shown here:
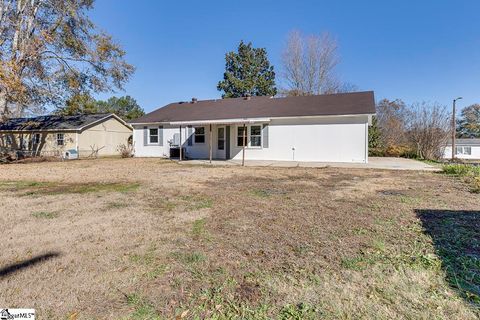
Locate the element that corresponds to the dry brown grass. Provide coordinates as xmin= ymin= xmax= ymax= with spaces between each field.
xmin=0 ymin=158 xmax=478 ymax=319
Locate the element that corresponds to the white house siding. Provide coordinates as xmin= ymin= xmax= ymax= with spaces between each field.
xmin=443 ymin=146 xmax=480 ymax=160
xmin=132 ymin=115 xmax=369 ymax=163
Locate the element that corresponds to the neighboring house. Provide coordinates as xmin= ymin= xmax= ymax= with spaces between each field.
xmin=0 ymin=113 xmax=132 ymax=158
xmin=129 ymin=91 xmax=376 ymax=163
xmin=443 ymin=139 xmax=480 ymax=160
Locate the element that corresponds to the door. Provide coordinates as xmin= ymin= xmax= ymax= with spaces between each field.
xmin=216 ymin=126 xmax=226 ymax=159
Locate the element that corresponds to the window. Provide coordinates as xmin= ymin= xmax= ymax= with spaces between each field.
xmin=456 ymin=146 xmax=472 ymax=155
xmin=149 ymin=128 xmax=158 ymax=144
xmin=32 ymin=133 xmax=40 ymax=145
xmin=194 ymin=127 xmax=205 ymax=143
xmin=237 ymin=126 xmax=246 ymax=147
xmin=5 ymin=135 xmax=12 ymax=146
xmin=250 ymin=125 xmax=262 ymax=147
xmin=56 ymin=133 xmax=64 ymax=146
xmin=217 ymin=127 xmax=225 ymax=150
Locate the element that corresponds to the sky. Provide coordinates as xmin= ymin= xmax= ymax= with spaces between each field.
xmin=91 ymin=0 xmax=480 ymax=113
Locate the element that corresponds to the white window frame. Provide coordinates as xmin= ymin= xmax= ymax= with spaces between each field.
xmin=455 ymin=146 xmax=472 ymax=155
xmin=236 ymin=124 xmax=262 ymax=148
xmin=194 ymin=126 xmax=206 ymax=144
xmin=249 ymin=125 xmax=262 ymax=148
xmin=148 ymin=127 xmax=159 ymax=144
xmin=56 ymin=133 xmax=65 ymax=146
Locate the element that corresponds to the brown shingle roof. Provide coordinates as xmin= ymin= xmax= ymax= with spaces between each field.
xmin=130 ymin=91 xmax=375 ymax=124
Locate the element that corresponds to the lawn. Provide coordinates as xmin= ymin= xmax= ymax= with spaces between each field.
xmin=0 ymin=158 xmax=478 ymax=319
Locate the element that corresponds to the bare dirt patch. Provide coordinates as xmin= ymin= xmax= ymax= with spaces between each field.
xmin=0 ymin=158 xmax=478 ymax=319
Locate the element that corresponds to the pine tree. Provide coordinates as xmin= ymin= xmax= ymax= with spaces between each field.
xmin=217 ymin=41 xmax=277 ymax=98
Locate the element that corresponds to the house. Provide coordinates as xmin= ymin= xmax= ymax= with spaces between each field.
xmin=129 ymin=91 xmax=376 ymax=163
xmin=0 ymin=113 xmax=132 ymax=158
xmin=443 ymin=138 xmax=480 ymax=160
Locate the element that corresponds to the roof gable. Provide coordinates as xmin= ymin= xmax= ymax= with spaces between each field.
xmin=130 ymin=91 xmax=376 ymax=124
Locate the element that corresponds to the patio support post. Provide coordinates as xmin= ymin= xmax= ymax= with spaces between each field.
xmin=179 ymin=125 xmax=182 ymax=161
xmin=209 ymin=124 xmax=212 ymax=163
xmin=242 ymin=123 xmax=246 ymax=166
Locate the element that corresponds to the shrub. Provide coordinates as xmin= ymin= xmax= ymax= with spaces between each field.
xmin=443 ymin=164 xmax=480 ymax=193
xmin=117 ymin=143 xmax=133 ymax=158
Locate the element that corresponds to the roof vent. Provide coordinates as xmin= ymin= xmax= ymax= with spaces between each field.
xmin=192 ymin=97 xmax=198 ymax=103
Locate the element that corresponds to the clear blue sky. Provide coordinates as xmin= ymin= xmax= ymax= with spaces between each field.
xmin=91 ymin=0 xmax=480 ymax=113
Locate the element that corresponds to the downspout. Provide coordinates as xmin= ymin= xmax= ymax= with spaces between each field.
xmin=365 ymin=122 xmax=368 ymax=164
xmin=75 ymin=131 xmax=79 ymax=154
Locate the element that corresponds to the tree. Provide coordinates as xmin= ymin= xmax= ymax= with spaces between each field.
xmin=0 ymin=0 xmax=134 ymax=120
xmin=368 ymin=116 xmax=381 ymax=150
xmin=56 ymin=94 xmax=99 ymax=116
xmin=457 ymin=104 xmax=480 ymax=138
xmin=56 ymin=94 xmax=144 ymax=120
xmin=407 ymin=102 xmax=451 ymax=160
xmin=217 ymin=40 xmax=277 ymax=98
xmin=375 ymin=98 xmax=410 ymax=150
xmin=280 ymin=30 xmax=352 ymax=96
xmin=97 ymin=96 xmax=144 ymax=120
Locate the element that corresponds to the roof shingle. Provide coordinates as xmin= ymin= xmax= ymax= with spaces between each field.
xmin=130 ymin=91 xmax=375 ymax=124
xmin=0 ymin=113 xmax=114 ymax=131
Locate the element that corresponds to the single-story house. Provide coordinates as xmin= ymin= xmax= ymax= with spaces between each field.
xmin=0 ymin=113 xmax=132 ymax=158
xmin=129 ymin=91 xmax=376 ymax=163
xmin=443 ymin=138 xmax=480 ymax=160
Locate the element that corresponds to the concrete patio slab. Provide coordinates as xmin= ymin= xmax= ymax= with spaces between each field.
xmin=180 ymin=157 xmax=441 ymax=171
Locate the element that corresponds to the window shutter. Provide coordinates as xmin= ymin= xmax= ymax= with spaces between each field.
xmin=158 ymin=126 xmax=163 ymax=146
xmin=143 ymin=126 xmax=148 ymax=146
xmin=262 ymin=124 xmax=269 ymax=148
xmin=187 ymin=126 xmax=193 ymax=146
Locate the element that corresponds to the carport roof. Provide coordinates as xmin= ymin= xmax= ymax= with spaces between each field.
xmin=130 ymin=91 xmax=376 ymax=124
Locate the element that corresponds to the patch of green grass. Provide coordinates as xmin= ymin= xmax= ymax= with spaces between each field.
xmin=180 ymin=195 xmax=213 ymax=210
xmin=0 ymin=180 xmax=52 ymax=189
xmin=125 ymin=293 xmax=161 ymax=320
xmin=31 ymin=211 xmax=58 ymax=219
xmin=418 ymin=211 xmax=480 ymax=304
xmin=443 ymin=164 xmax=480 ymax=176
xmin=106 ymin=201 xmax=129 ymax=209
xmin=129 ymin=245 xmax=156 ymax=266
xmin=251 ymin=189 xmax=270 ymax=198
xmin=184 ymin=278 xmax=271 ymax=320
xmin=442 ymin=164 xmax=480 ymax=193
xmin=173 ymin=251 xmax=206 ymax=264
xmin=192 ymin=218 xmax=209 ymax=239
xmin=279 ymin=303 xmax=319 ymax=320
xmin=341 ymin=256 xmax=373 ymax=271
xmin=0 ymin=180 xmax=140 ymax=196
xmin=250 ymin=188 xmax=287 ymax=198
xmin=145 ymin=265 xmax=167 ymax=279
xmin=399 ymin=195 xmax=420 ymax=204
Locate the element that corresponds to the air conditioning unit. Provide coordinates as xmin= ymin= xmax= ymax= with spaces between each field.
xmin=64 ymin=149 xmax=79 ymax=160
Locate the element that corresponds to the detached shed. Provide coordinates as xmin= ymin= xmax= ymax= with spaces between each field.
xmin=0 ymin=113 xmax=132 ymax=158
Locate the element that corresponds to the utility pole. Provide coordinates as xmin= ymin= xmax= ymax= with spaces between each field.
xmin=452 ymin=97 xmax=463 ymax=161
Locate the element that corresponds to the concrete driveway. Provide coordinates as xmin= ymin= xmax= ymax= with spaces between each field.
xmin=182 ymin=157 xmax=440 ymax=171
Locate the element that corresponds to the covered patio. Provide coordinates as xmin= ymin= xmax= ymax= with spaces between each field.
xmin=170 ymin=118 xmax=269 ymax=166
